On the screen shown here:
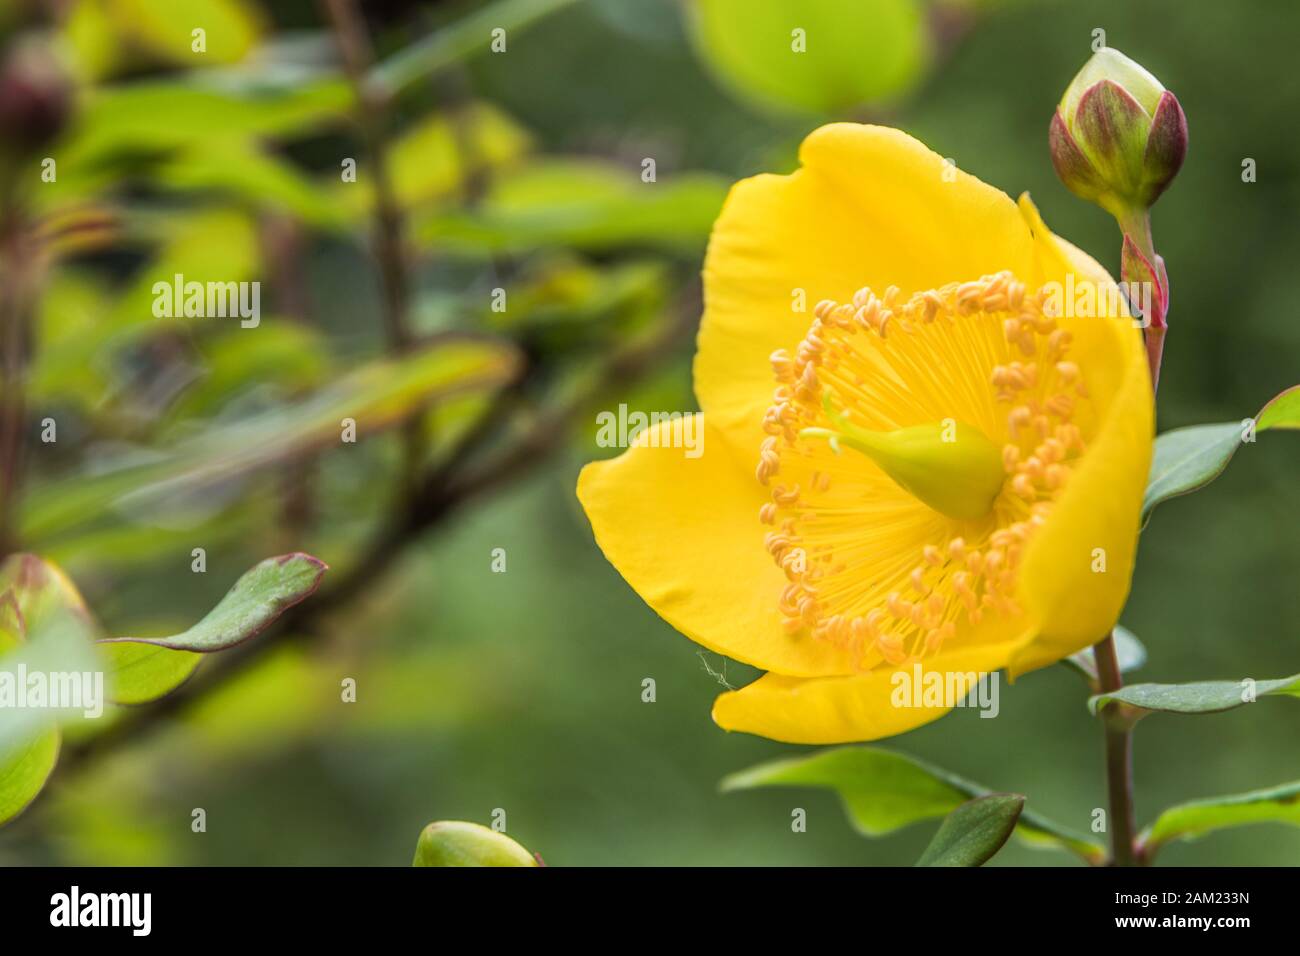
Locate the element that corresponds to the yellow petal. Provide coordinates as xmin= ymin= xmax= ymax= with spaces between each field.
xmin=577 ymin=415 xmax=855 ymax=677
xmin=1009 ymin=200 xmax=1153 ymax=676
xmin=696 ymin=123 xmax=1038 ymax=458
xmin=712 ymin=639 xmax=1026 ymax=744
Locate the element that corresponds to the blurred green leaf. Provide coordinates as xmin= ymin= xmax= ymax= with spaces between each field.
xmin=30 ymin=210 xmax=263 ymax=416
xmin=688 ymin=0 xmax=929 ymax=115
xmin=412 ymin=821 xmax=539 ymax=867
xmin=1064 ymin=625 xmax=1147 ymax=683
xmin=30 ymin=271 xmax=113 ymax=414
xmin=99 ymin=0 xmax=265 ymax=65
xmin=98 ymin=642 xmax=202 ymax=705
xmin=24 ymin=336 xmax=520 ymax=541
xmin=1143 ymin=385 xmax=1300 ymax=525
xmin=915 ymin=793 xmax=1023 ymax=867
xmin=56 ymin=76 xmax=349 ymax=180
xmin=0 ymin=586 xmax=63 ymax=825
xmin=0 ymin=554 xmax=100 ymax=648
xmin=1144 ymin=781 xmax=1300 ymax=855
xmin=417 ymin=159 xmax=727 ymax=254
xmin=0 ymin=728 xmax=60 ymax=827
xmin=110 ymin=208 xmax=261 ymax=334
xmin=156 ymin=141 xmax=350 ymax=229
xmin=485 ymin=255 xmax=669 ymax=342
xmin=62 ymin=0 xmax=121 ymax=80
xmin=1089 ymin=673 xmax=1300 ymax=717
xmin=339 ymin=104 xmax=531 ymax=216
xmin=170 ymin=321 xmax=332 ymax=421
xmin=0 ymin=572 xmax=102 ymax=759
xmin=100 ymin=553 xmax=326 ymax=652
xmin=721 ymin=746 xmax=1102 ymax=862
xmin=183 ymin=644 xmax=329 ymax=755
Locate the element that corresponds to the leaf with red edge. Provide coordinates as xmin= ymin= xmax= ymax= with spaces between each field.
xmin=99 ymin=553 xmax=327 ymax=653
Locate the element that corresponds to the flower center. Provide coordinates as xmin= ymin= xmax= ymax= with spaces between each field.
xmin=755 ymin=271 xmax=1093 ymax=668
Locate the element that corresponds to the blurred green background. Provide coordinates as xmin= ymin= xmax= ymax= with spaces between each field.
xmin=1 ymin=0 xmax=1297 ymax=866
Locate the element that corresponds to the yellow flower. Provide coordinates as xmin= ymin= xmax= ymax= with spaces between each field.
xmin=578 ymin=124 xmax=1152 ymax=743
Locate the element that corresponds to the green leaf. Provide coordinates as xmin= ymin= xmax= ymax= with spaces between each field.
xmin=916 ymin=794 xmax=1024 ymax=867
xmin=1142 ymin=423 xmax=1243 ymax=525
xmin=413 ymin=821 xmax=539 ymax=867
xmin=416 ymin=159 xmax=728 ymax=255
xmin=1089 ymin=673 xmax=1300 ymax=717
xmin=99 ymin=0 xmax=264 ymax=65
xmin=168 ymin=321 xmax=332 ymax=421
xmin=0 ymin=728 xmax=60 ymax=827
xmin=55 ymin=77 xmax=350 ymax=182
xmin=334 ymin=104 xmax=532 ymax=221
xmin=0 ymin=606 xmax=103 ymax=760
xmin=1064 ymin=625 xmax=1147 ymax=683
xmin=1143 ymin=385 xmax=1300 ymax=525
xmin=721 ymin=746 xmax=1102 ymax=862
xmin=1144 ymin=781 xmax=1300 ymax=856
xmin=688 ymin=0 xmax=929 ymax=115
xmin=155 ymin=141 xmax=350 ymax=230
xmin=23 ymin=336 xmax=520 ymax=541
xmin=0 ymin=554 xmax=101 ymax=648
xmin=100 ymin=554 xmax=326 ymax=653
xmin=98 ymin=642 xmax=202 ymax=706
xmin=1256 ymin=384 xmax=1300 ymax=430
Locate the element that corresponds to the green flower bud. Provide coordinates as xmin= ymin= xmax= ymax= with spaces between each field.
xmin=1050 ymin=47 xmax=1187 ymax=218
xmin=412 ymin=821 xmax=540 ymax=867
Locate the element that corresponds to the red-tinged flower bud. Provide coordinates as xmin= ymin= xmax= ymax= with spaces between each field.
xmin=1050 ymin=47 xmax=1187 ymax=218
xmin=0 ymin=37 xmax=73 ymax=155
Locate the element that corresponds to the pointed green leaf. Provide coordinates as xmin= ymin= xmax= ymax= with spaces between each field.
xmin=1143 ymin=385 xmax=1300 ymax=525
xmin=100 ymin=553 xmax=326 ymax=653
xmin=99 ymin=642 xmax=202 ymax=705
xmin=1144 ymin=781 xmax=1300 ymax=856
xmin=1255 ymin=384 xmax=1300 ymax=430
xmin=721 ymin=746 xmax=1102 ymax=863
xmin=1142 ymin=422 xmax=1243 ymax=524
xmin=1065 ymin=625 xmax=1147 ymax=683
xmin=0 ymin=727 xmax=60 ymax=827
xmin=1089 ymin=673 xmax=1300 ymax=717
xmin=916 ymin=794 xmax=1023 ymax=867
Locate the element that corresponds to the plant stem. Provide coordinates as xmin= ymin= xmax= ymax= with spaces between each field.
xmin=321 ymin=0 xmax=429 ymax=497
xmin=1117 ymin=209 xmax=1166 ymax=390
xmin=0 ymin=213 xmax=36 ymax=558
xmin=321 ymin=0 xmax=412 ymax=354
xmin=1094 ymin=631 xmax=1139 ymax=865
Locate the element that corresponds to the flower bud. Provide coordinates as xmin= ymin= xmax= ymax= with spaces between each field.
xmin=1050 ymin=47 xmax=1186 ymax=217
xmin=0 ymin=36 xmax=73 ymax=156
xmin=412 ymin=821 xmax=540 ymax=867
